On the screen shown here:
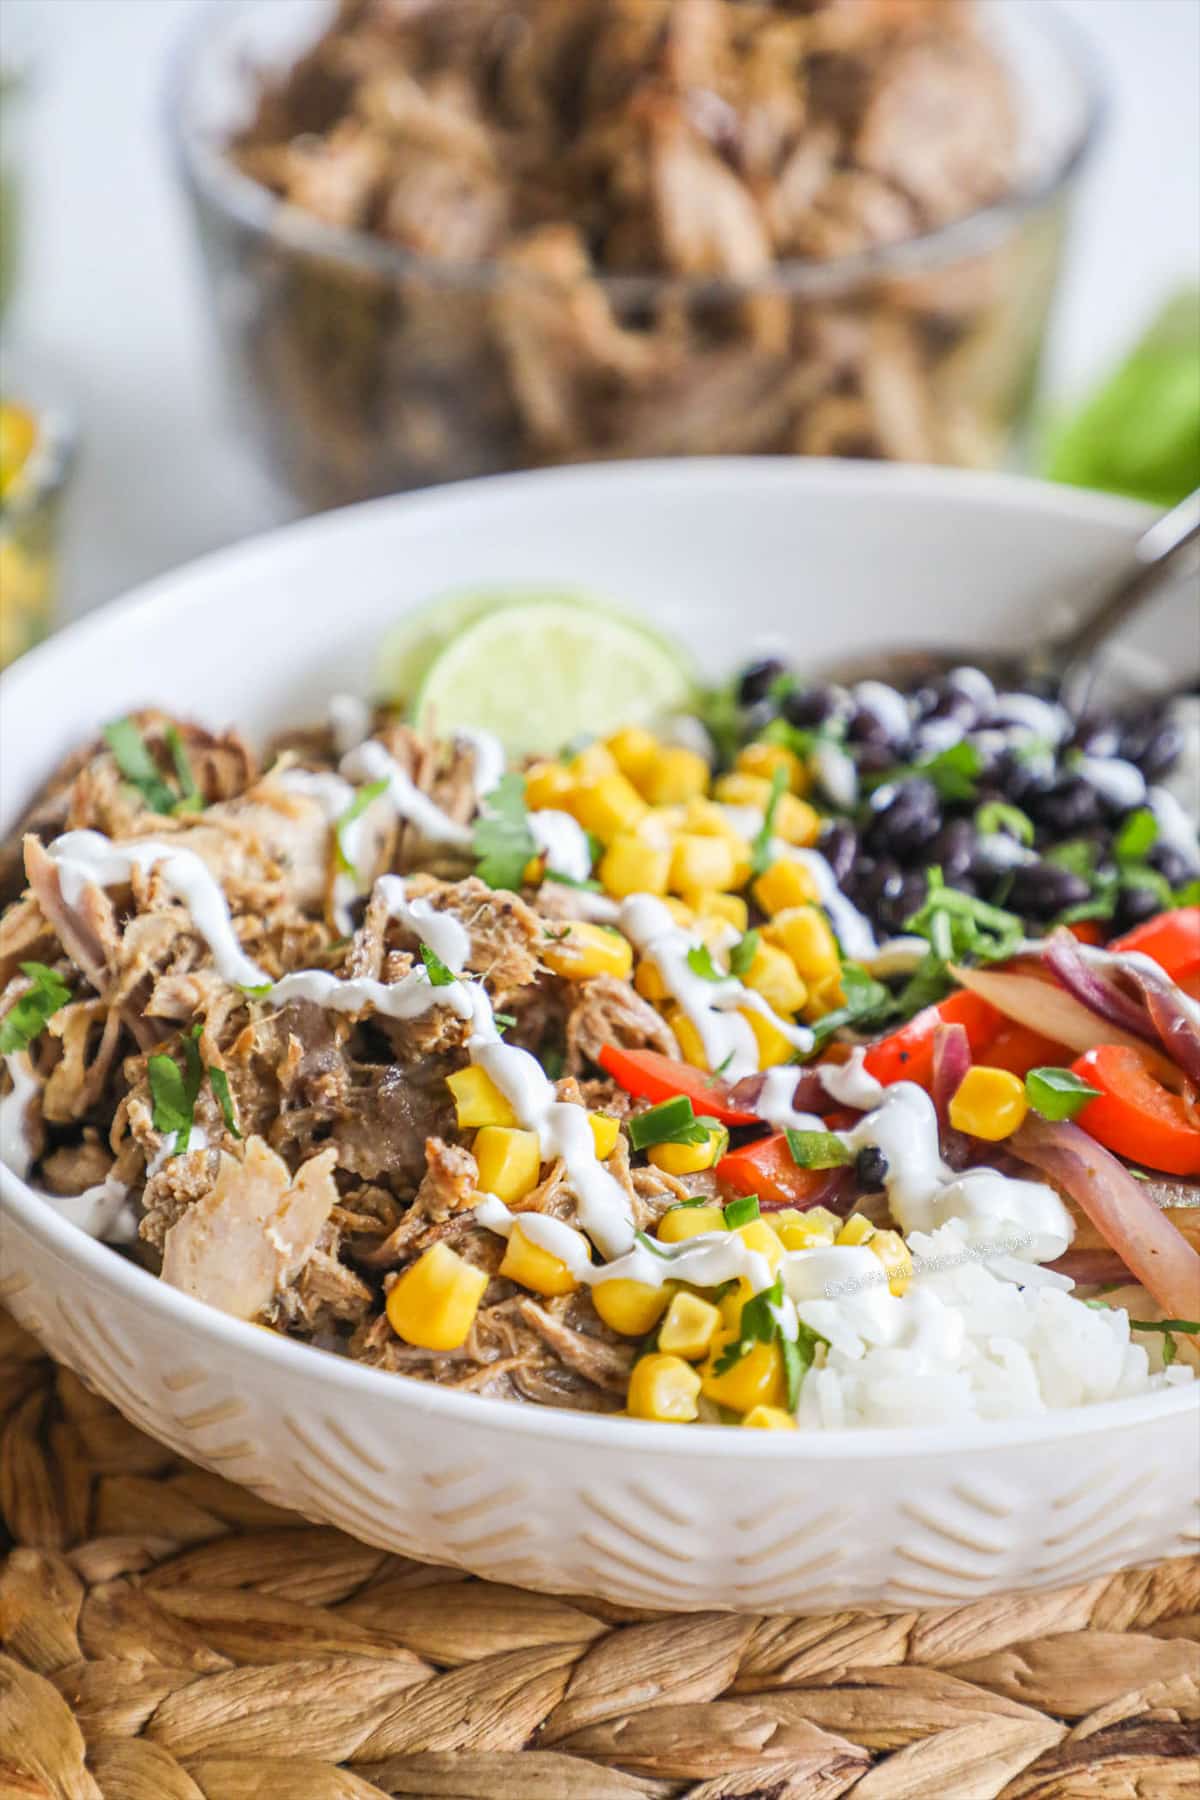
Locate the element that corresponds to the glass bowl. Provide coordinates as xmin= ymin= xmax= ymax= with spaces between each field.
xmin=170 ymin=0 xmax=1104 ymax=512
xmin=0 ymin=388 xmax=73 ymax=669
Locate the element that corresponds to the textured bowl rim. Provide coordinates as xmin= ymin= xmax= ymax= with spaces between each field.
xmin=165 ymin=0 xmax=1108 ymax=303
xmin=2 ymin=457 xmax=1197 ymax=1461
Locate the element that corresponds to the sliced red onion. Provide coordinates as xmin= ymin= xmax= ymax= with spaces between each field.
xmin=1043 ymin=930 xmax=1158 ymax=1047
xmin=729 ymin=1068 xmax=832 ymax=1118
xmin=1047 ymin=1247 xmax=1132 ymax=1284
xmin=931 ymin=1021 xmax=971 ymax=1129
xmin=1013 ymin=1115 xmax=1200 ymax=1319
xmin=1139 ymin=976 xmax=1200 ymax=1087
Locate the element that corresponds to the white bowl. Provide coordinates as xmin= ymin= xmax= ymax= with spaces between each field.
xmin=2 ymin=460 xmax=1196 ymax=1612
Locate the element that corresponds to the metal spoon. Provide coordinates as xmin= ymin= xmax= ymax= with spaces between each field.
xmin=814 ymin=488 xmax=1200 ymax=713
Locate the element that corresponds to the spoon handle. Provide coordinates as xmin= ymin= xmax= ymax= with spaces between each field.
xmin=1055 ymin=489 xmax=1200 ymax=711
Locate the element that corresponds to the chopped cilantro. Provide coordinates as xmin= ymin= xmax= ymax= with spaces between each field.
xmin=866 ymin=740 xmax=982 ymax=803
xmin=729 ymin=930 xmax=760 ymax=977
xmin=207 ymin=1065 xmax=242 ymax=1139
xmin=0 ymin=962 xmax=72 ymax=1054
xmin=1025 ymin=1065 xmax=1101 ymax=1122
xmin=806 ymin=960 xmax=895 ymax=1050
xmin=705 ymin=1051 xmax=736 ymax=1084
xmin=627 ymin=1095 xmax=716 ymax=1151
xmin=165 ymin=726 xmax=203 ymax=813
xmin=148 ymin=1029 xmax=204 ymax=1154
xmin=1114 ymin=807 xmax=1159 ymax=864
xmin=334 ymin=777 xmax=390 ymax=879
xmin=785 ymin=1128 xmax=851 ymax=1169
xmin=419 ymin=942 xmax=457 ymax=987
xmin=494 ymin=1011 xmax=517 ymax=1032
xmin=473 ymin=773 xmax=537 ymax=891
xmin=713 ymin=1274 xmax=827 ymax=1408
xmin=104 ymin=717 xmax=183 ymax=815
xmin=543 ymin=870 xmax=603 ymax=893
xmin=541 ymin=1047 xmax=566 ymax=1081
xmin=750 ymin=767 xmax=788 ymax=877
xmin=633 ymin=1228 xmax=672 ymax=1259
xmin=905 ymin=868 xmax=1025 ymax=966
xmin=1045 ymin=838 xmax=1099 ymax=879
xmin=974 ymin=800 xmax=1034 ymax=847
xmin=686 ymin=944 xmax=724 ymax=982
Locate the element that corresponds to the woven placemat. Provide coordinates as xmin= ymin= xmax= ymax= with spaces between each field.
xmin=1 ymin=1310 xmax=1197 ymax=1800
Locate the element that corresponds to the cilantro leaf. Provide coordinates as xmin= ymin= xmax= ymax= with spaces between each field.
xmin=419 ymin=942 xmax=457 ymax=987
xmin=730 ymin=930 xmax=760 ymax=977
xmin=165 ymin=726 xmax=203 ymax=814
xmin=866 ymin=741 xmax=982 ymax=803
xmin=207 ymin=1065 xmax=242 ymax=1139
xmin=473 ymin=774 xmax=537 ymax=891
xmin=686 ymin=944 xmax=724 ymax=982
xmin=334 ymin=777 xmax=390 ymax=879
xmin=974 ymin=800 xmax=1034 ymax=847
xmin=148 ymin=1029 xmax=205 ymax=1154
xmin=0 ymin=962 xmax=72 ymax=1054
xmin=1114 ymin=807 xmax=1159 ymax=864
xmin=785 ymin=1128 xmax=850 ymax=1169
xmin=104 ymin=717 xmax=180 ymax=814
xmin=806 ymin=960 xmax=895 ymax=1050
xmin=1025 ymin=1065 xmax=1102 ymax=1122
xmin=783 ymin=1321 xmax=828 ymax=1409
xmin=750 ymin=767 xmax=788 ymax=877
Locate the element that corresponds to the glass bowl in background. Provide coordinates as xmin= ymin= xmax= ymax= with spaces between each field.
xmin=0 ymin=390 xmax=73 ymax=669
xmin=170 ymin=0 xmax=1103 ymax=513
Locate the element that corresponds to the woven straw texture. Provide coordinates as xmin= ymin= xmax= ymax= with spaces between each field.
xmin=1 ymin=1310 xmax=1197 ymax=1800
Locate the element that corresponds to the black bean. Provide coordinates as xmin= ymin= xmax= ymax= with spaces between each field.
xmin=928 ymin=819 xmax=977 ymax=884
xmin=990 ymin=748 xmax=1055 ymax=805
xmin=820 ymin=820 xmax=859 ymax=884
xmin=856 ymin=1146 xmax=890 ymax=1190
xmin=858 ymin=862 xmax=928 ymax=932
xmin=1071 ymin=714 xmax=1121 ymax=758
xmin=1031 ymin=776 xmax=1103 ymax=836
xmin=782 ymin=685 xmax=837 ymax=728
xmin=1006 ymin=860 xmax=1093 ymax=919
xmin=846 ymin=704 xmax=896 ymax=748
xmin=865 ymin=777 xmax=941 ymax=859
xmin=737 ymin=658 xmax=787 ymax=707
xmin=1121 ymin=718 xmax=1183 ymax=781
xmin=1114 ymin=884 xmax=1163 ymax=932
xmin=925 ymin=687 xmax=978 ymax=730
xmin=853 ymin=741 xmax=897 ymax=777
xmin=1149 ymin=843 xmax=1194 ymax=887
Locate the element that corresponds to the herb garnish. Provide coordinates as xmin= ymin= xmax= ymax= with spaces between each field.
xmin=686 ymin=944 xmax=725 ymax=982
xmin=713 ymin=1273 xmax=828 ymax=1410
xmin=865 ymin=741 xmax=982 ymax=804
xmin=705 ymin=1051 xmax=736 ymax=1085
xmin=627 ymin=1095 xmax=720 ymax=1151
xmin=804 ymin=961 xmax=895 ymax=1051
xmin=729 ymin=930 xmax=760 ymax=977
xmin=1084 ymin=1305 xmax=1199 ymax=1367
xmin=419 ymin=943 xmax=457 ymax=987
xmin=149 ymin=1024 xmax=244 ymax=1151
xmin=785 ymin=1128 xmax=851 ymax=1169
xmin=1025 ymin=1065 xmax=1101 ymax=1122
xmin=207 ymin=1065 xmax=242 ymax=1139
xmin=473 ymin=773 xmax=538 ymax=890
xmin=750 ymin=767 xmax=788 ymax=877
xmin=104 ymin=717 xmax=202 ymax=816
xmin=896 ymin=869 xmax=1024 ymax=1014
xmin=0 ymin=962 xmax=71 ymax=1054
xmin=543 ymin=870 xmax=604 ymax=893
xmin=334 ymin=777 xmax=390 ymax=879
xmin=723 ymin=1195 xmax=760 ymax=1229
xmin=1114 ymin=807 xmax=1159 ymax=864
xmin=974 ymin=800 xmax=1034 ymax=846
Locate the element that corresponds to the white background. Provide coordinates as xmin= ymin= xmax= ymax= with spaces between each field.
xmin=4 ymin=0 xmax=1199 ymax=622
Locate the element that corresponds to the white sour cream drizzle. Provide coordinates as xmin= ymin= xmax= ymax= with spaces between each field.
xmin=770 ymin=843 xmax=878 ymax=960
xmin=276 ymin=768 xmax=361 ymax=934
xmin=0 ymin=1053 xmax=38 ymax=1180
xmin=340 ymin=741 xmax=473 ymax=848
xmin=1 ymin=1051 xmax=136 ymax=1243
xmin=456 ymin=728 xmax=506 ymax=801
xmin=328 ymin=693 xmax=372 ymax=757
xmin=147 ymin=1124 xmax=211 ymax=1177
xmin=754 ymin=1066 xmax=824 ymax=1132
xmin=529 ymin=810 xmax=592 ymax=883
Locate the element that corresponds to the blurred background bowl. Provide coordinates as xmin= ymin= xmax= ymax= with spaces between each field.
xmin=171 ymin=0 xmax=1103 ymax=512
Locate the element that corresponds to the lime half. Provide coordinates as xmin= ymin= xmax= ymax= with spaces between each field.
xmin=412 ymin=598 xmax=696 ymax=754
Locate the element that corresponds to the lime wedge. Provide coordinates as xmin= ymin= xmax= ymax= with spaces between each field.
xmin=412 ymin=598 xmax=696 ymax=754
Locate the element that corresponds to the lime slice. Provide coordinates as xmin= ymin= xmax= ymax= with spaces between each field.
xmin=377 ymin=586 xmax=588 ymax=707
xmin=413 ymin=598 xmax=696 ymax=754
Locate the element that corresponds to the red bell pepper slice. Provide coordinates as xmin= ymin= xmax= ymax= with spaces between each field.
xmin=1109 ymin=907 xmax=1200 ymax=982
xmin=597 ymin=1045 xmax=760 ymax=1127
xmin=983 ymin=1022 xmax=1073 ymax=1079
xmin=716 ymin=1133 xmax=848 ymax=1209
xmin=862 ymin=990 xmax=1000 ymax=1090
xmin=1071 ymin=1043 xmax=1200 ymax=1177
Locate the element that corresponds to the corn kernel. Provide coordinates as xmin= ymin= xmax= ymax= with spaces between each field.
xmin=737 ymin=740 xmax=807 ymax=793
xmin=637 ymin=806 xmax=686 ymax=844
xmin=541 ymin=920 xmax=634 ymax=981
xmin=770 ymin=1205 xmax=841 ymax=1250
xmin=589 ymin=1112 xmax=621 ymax=1159
xmin=803 ymin=972 xmax=846 ymax=1021
xmin=446 ymin=1065 xmax=517 ymax=1129
xmin=669 ymin=833 xmax=736 ymax=896
xmin=742 ymin=1404 xmax=797 ymax=1430
xmin=386 ymin=1243 xmax=488 ymax=1351
xmin=606 ymin=725 xmax=660 ymax=783
xmin=753 ymin=861 xmax=822 ymax=916
xmin=870 ymin=1228 xmax=913 ymax=1296
xmin=735 ymin=1218 xmax=786 ymax=1274
xmin=524 ymin=760 xmax=576 ymax=812
xmin=647 ymin=1124 xmax=727 ymax=1177
xmin=473 ymin=1126 xmax=541 ymax=1204
xmin=627 ymin=1352 xmax=702 ymax=1421
xmin=948 ymin=1065 xmax=1029 ymax=1140
xmin=666 ymin=1006 xmax=708 ymax=1070
xmin=499 ymin=1222 xmax=580 ymax=1296
xmin=738 ymin=1006 xmax=796 ymax=1068
xmin=658 ymin=1291 xmax=721 ymax=1359
xmin=639 ymin=747 xmax=710 ymax=806
xmin=700 ymin=1337 xmax=786 ymax=1414
xmin=593 ymin=1278 xmax=670 ymax=1336
xmin=568 ymin=743 xmax=619 ymax=783
xmin=714 ymin=772 xmax=773 ymax=810
xmin=718 ymin=1278 xmax=753 ymax=1332
xmin=599 ymin=833 xmax=670 ymax=898
xmin=836 ymin=1214 xmax=875 ymax=1247
xmin=741 ymin=940 xmax=808 ymax=1015
xmin=635 ymin=958 xmax=668 ymax=1002
xmin=663 ymin=897 xmax=695 ymax=926
xmin=768 ymin=905 xmax=841 ymax=979
xmin=695 ymin=892 xmax=749 ymax=932
xmin=657 ymin=1202 xmax=726 ymax=1242
xmin=773 ymin=795 xmax=821 ymax=847
xmin=568 ymin=773 xmax=648 ymax=843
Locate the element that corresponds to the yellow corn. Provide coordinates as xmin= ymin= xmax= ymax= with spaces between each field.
xmin=948 ymin=1065 xmax=1029 ymax=1140
xmin=666 ymin=1006 xmax=708 ymax=1070
xmin=627 ymin=1352 xmax=702 ymax=1422
xmin=638 ymin=747 xmax=710 ymax=806
xmin=541 ymin=921 xmax=634 ymax=981
xmin=592 ymin=1278 xmax=670 ymax=1336
xmin=836 ymin=1214 xmax=875 ymax=1247
xmin=599 ymin=834 xmax=670 ymax=898
xmin=589 ymin=1112 xmax=621 ymax=1159
xmin=647 ymin=1124 xmax=727 ymax=1177
xmin=735 ymin=1218 xmax=784 ymax=1273
xmin=606 ymin=725 xmax=660 ymax=784
xmin=773 ymin=795 xmax=822 ymax=847
xmin=669 ymin=833 xmax=737 ymax=896
xmin=700 ymin=1337 xmax=787 ymax=1414
xmin=658 ymin=1290 xmax=721 ymax=1359
xmin=499 ymin=1222 xmax=580 ymax=1296
xmin=568 ymin=743 xmax=619 ymax=783
xmin=713 ymin=772 xmax=773 ymax=810
xmin=741 ymin=939 xmax=808 ymax=1015
xmin=635 ymin=958 xmax=668 ymax=1002
xmin=718 ymin=1279 xmax=753 ymax=1332
xmin=737 ymin=740 xmax=807 ymax=793
xmin=695 ymin=892 xmax=749 ymax=932
xmin=769 ymin=905 xmax=841 ymax=980
xmin=739 ymin=1006 xmax=796 ymax=1068
xmin=753 ymin=861 xmax=821 ymax=916
xmin=770 ymin=1205 xmax=841 ymax=1250
xmin=683 ymin=796 xmax=738 ymax=837
xmin=447 ymin=1065 xmax=517 ymax=1129
xmin=663 ymin=897 xmax=695 ymax=927
xmin=657 ymin=1202 xmax=726 ymax=1242
xmin=473 ymin=1126 xmax=541 ymax=1204
xmin=870 ymin=1228 xmax=913 ymax=1296
xmin=803 ymin=972 xmax=846 ymax=1021
xmin=568 ymin=773 xmax=647 ymax=843
xmin=386 ymin=1243 xmax=488 ymax=1351
xmin=742 ymin=1404 xmax=797 ymax=1430
xmin=524 ymin=760 xmax=576 ymax=812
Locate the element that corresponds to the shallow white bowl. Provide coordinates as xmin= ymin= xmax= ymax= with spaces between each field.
xmin=2 ymin=461 xmax=1197 ymax=1612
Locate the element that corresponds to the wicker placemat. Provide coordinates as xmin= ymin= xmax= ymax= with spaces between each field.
xmin=1 ymin=1310 xmax=1197 ymax=1800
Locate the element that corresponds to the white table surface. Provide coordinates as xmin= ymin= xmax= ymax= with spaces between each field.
xmin=4 ymin=0 xmax=1199 ymax=623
